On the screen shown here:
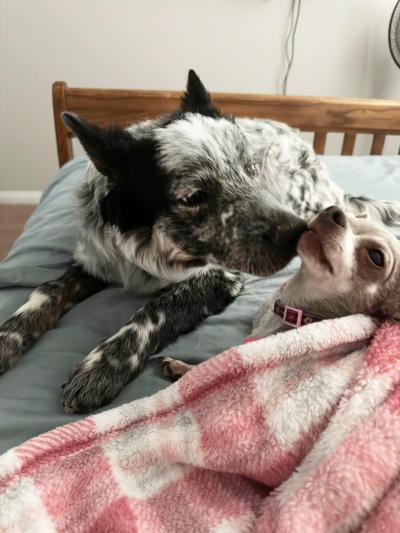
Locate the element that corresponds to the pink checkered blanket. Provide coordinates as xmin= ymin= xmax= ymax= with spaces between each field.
xmin=1 ymin=314 xmax=400 ymax=532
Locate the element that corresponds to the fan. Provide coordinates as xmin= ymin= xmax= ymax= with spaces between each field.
xmin=389 ymin=0 xmax=400 ymax=67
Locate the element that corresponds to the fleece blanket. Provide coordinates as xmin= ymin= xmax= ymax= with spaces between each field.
xmin=1 ymin=314 xmax=400 ymax=532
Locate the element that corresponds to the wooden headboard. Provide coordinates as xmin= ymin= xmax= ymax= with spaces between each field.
xmin=53 ymin=81 xmax=400 ymax=167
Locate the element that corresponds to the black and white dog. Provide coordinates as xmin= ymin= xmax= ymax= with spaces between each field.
xmin=0 ymin=70 xmax=399 ymax=413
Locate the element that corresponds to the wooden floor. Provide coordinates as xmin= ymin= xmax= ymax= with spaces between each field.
xmin=0 ymin=205 xmax=36 ymax=260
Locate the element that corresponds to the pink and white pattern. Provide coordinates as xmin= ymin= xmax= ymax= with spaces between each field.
xmin=1 ymin=314 xmax=400 ymax=532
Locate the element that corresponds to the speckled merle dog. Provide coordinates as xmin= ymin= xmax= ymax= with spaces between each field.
xmin=1 ymin=70 xmax=399 ymax=413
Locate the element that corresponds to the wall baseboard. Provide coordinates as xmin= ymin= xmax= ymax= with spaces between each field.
xmin=0 ymin=191 xmax=42 ymax=204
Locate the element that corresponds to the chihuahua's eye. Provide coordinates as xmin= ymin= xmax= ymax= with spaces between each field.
xmin=181 ymin=191 xmax=207 ymax=207
xmin=367 ymin=249 xmax=384 ymax=267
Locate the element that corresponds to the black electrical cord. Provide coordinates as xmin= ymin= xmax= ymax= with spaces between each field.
xmin=282 ymin=0 xmax=302 ymax=95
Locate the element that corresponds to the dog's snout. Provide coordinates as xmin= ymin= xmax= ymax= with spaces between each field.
xmin=278 ymin=221 xmax=308 ymax=245
xmin=321 ymin=206 xmax=347 ymax=228
xmin=265 ymin=216 xmax=307 ymax=247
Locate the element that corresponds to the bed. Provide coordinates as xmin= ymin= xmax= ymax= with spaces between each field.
xmin=0 ymin=85 xmax=399 ymax=454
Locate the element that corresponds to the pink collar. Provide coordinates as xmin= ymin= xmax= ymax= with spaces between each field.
xmin=242 ymin=289 xmax=326 ymax=345
xmin=273 ymin=300 xmax=324 ymax=328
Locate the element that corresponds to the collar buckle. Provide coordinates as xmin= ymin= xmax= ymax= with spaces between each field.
xmin=283 ymin=305 xmax=303 ymax=328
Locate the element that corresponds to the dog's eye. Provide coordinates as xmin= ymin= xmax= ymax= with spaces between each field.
xmin=181 ymin=191 xmax=207 ymax=207
xmin=367 ymin=249 xmax=384 ymax=267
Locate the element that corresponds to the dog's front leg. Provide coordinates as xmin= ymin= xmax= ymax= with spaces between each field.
xmin=61 ymin=268 xmax=243 ymax=413
xmin=0 ymin=263 xmax=106 ymax=374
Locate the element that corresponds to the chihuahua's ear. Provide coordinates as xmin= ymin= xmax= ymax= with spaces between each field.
xmin=62 ymin=112 xmax=135 ymax=182
xmin=180 ymin=70 xmax=221 ymax=117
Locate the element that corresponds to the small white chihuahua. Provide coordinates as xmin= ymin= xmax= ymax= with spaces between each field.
xmin=162 ymin=206 xmax=400 ymax=378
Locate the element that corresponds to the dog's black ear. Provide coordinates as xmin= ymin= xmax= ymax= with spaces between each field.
xmin=180 ymin=70 xmax=221 ymax=117
xmin=62 ymin=112 xmax=135 ymax=181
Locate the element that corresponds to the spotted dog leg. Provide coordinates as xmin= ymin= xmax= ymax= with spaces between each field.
xmin=0 ymin=263 xmax=106 ymax=374
xmin=162 ymin=357 xmax=193 ymax=380
xmin=61 ymin=269 xmax=243 ymax=413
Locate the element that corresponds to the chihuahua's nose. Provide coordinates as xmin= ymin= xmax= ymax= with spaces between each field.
xmin=321 ymin=206 xmax=347 ymax=228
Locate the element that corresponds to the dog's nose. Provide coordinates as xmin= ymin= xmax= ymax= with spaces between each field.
xmin=321 ymin=206 xmax=347 ymax=228
xmin=265 ymin=216 xmax=307 ymax=247
xmin=277 ymin=221 xmax=308 ymax=245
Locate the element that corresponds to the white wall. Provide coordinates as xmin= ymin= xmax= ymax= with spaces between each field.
xmin=0 ymin=0 xmax=399 ymax=192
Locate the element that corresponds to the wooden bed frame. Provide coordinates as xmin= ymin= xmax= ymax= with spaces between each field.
xmin=53 ymin=81 xmax=400 ymax=167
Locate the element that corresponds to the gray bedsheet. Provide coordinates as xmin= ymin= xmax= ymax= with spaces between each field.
xmin=0 ymin=155 xmax=399 ymax=453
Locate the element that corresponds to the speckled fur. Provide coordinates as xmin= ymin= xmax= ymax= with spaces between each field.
xmin=1 ymin=70 xmax=399 ymax=413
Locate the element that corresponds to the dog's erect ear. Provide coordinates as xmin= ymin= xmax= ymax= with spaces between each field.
xmin=63 ymin=112 xmax=167 ymax=231
xmin=62 ymin=112 xmax=135 ymax=181
xmin=180 ymin=70 xmax=221 ymax=117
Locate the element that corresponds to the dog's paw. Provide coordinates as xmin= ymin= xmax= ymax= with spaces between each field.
xmin=161 ymin=357 xmax=192 ymax=380
xmin=61 ymin=325 xmax=143 ymax=413
xmin=61 ymin=357 xmax=129 ymax=414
